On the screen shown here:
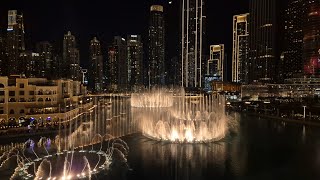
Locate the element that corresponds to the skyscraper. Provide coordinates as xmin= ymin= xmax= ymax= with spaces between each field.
xmin=282 ymin=0 xmax=304 ymax=79
xmin=127 ymin=35 xmax=143 ymax=89
xmin=303 ymin=0 xmax=320 ymax=75
xmin=63 ymin=31 xmax=80 ymax=81
xmin=232 ymin=13 xmax=249 ymax=84
xmin=248 ymin=0 xmax=278 ymax=83
xmin=149 ymin=5 xmax=165 ymax=86
xmin=108 ymin=36 xmax=127 ymax=91
xmin=7 ymin=10 xmax=25 ymax=75
xmin=20 ymin=51 xmax=40 ymax=77
xmin=208 ymin=45 xmax=224 ymax=81
xmin=36 ymin=42 xmax=54 ymax=78
xmin=181 ymin=0 xmax=206 ymax=88
xmin=53 ymin=54 xmax=62 ymax=79
xmin=89 ymin=37 xmax=104 ymax=93
xmin=0 ymin=30 xmax=6 ymax=76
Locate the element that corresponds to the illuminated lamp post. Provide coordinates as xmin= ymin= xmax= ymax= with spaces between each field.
xmin=303 ymin=105 xmax=307 ymax=119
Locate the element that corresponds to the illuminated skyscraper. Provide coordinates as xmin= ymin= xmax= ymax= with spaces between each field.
xmin=63 ymin=31 xmax=80 ymax=81
xmin=248 ymin=0 xmax=278 ymax=83
xmin=20 ymin=51 xmax=40 ymax=77
xmin=303 ymin=0 xmax=320 ymax=75
xmin=232 ymin=13 xmax=249 ymax=84
xmin=149 ymin=5 xmax=165 ymax=86
xmin=108 ymin=36 xmax=127 ymax=91
xmin=181 ymin=0 xmax=206 ymax=88
xmin=36 ymin=41 xmax=54 ymax=78
xmin=127 ymin=35 xmax=143 ymax=89
xmin=281 ymin=0 xmax=304 ymax=79
xmin=89 ymin=37 xmax=104 ymax=93
xmin=7 ymin=10 xmax=25 ymax=75
xmin=208 ymin=45 xmax=224 ymax=81
xmin=0 ymin=31 xmax=5 ymax=76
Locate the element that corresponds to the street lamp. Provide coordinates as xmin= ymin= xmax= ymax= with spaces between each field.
xmin=81 ymin=69 xmax=88 ymax=85
xmin=303 ymin=105 xmax=307 ymax=119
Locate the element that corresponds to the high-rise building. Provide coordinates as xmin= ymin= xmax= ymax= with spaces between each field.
xmin=248 ymin=0 xmax=278 ymax=83
xmin=7 ymin=10 xmax=25 ymax=76
xmin=19 ymin=51 xmax=32 ymax=76
xmin=63 ymin=31 xmax=80 ymax=81
xmin=0 ymin=30 xmax=6 ymax=76
xmin=168 ymin=56 xmax=181 ymax=86
xmin=208 ymin=45 xmax=224 ymax=81
xmin=36 ymin=42 xmax=54 ymax=78
xmin=232 ymin=13 xmax=249 ymax=84
xmin=89 ymin=37 xmax=104 ymax=93
xmin=303 ymin=0 xmax=320 ymax=75
xmin=108 ymin=36 xmax=127 ymax=91
xmin=149 ymin=5 xmax=165 ymax=86
xmin=127 ymin=35 xmax=143 ymax=89
xmin=281 ymin=0 xmax=304 ymax=79
xmin=20 ymin=51 xmax=40 ymax=77
xmin=181 ymin=0 xmax=206 ymax=88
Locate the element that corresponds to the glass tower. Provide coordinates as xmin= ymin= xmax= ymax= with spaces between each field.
xmin=149 ymin=5 xmax=165 ymax=86
xmin=232 ymin=13 xmax=249 ymax=84
xmin=248 ymin=0 xmax=277 ymax=83
xmin=7 ymin=10 xmax=25 ymax=76
xmin=89 ymin=37 xmax=104 ymax=93
xmin=181 ymin=0 xmax=206 ymax=88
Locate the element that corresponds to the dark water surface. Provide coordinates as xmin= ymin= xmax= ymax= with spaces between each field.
xmin=124 ymin=114 xmax=320 ymax=180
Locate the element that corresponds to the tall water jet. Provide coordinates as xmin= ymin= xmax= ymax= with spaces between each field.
xmin=131 ymin=88 xmax=229 ymax=143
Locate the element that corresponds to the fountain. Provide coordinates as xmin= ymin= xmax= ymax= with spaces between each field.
xmin=0 ymin=128 xmax=129 ymax=180
xmin=132 ymin=88 xmax=229 ymax=143
xmin=0 ymin=97 xmax=130 ymax=180
xmin=0 ymin=87 xmax=232 ymax=179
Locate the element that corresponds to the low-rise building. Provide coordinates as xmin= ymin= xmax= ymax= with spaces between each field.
xmin=0 ymin=75 xmax=91 ymax=126
xmin=242 ymin=78 xmax=320 ymax=100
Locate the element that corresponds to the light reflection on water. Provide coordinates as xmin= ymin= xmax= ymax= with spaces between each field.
xmin=1 ymin=101 xmax=320 ymax=180
xmin=126 ymin=134 xmax=250 ymax=180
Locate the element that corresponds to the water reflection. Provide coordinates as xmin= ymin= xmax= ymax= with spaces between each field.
xmin=138 ymin=139 xmax=227 ymax=180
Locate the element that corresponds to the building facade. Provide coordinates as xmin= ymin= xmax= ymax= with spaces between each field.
xmin=7 ymin=10 xmax=25 ymax=76
xmin=36 ymin=42 xmax=55 ymax=79
xmin=282 ymin=0 xmax=304 ymax=79
xmin=303 ymin=0 xmax=320 ymax=76
xmin=181 ymin=0 xmax=206 ymax=88
xmin=108 ymin=36 xmax=128 ymax=91
xmin=127 ymin=35 xmax=143 ymax=89
xmin=63 ymin=31 xmax=81 ymax=81
xmin=232 ymin=13 xmax=249 ymax=84
xmin=0 ymin=31 xmax=6 ymax=76
xmin=0 ymin=76 xmax=89 ymax=125
xmin=149 ymin=5 xmax=165 ymax=86
xmin=248 ymin=0 xmax=278 ymax=83
xmin=19 ymin=51 xmax=40 ymax=78
xmin=208 ymin=45 xmax=224 ymax=81
xmin=89 ymin=37 xmax=104 ymax=93
xmin=242 ymin=78 xmax=320 ymax=100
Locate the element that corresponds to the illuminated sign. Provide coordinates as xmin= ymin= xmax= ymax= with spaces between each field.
xmin=150 ymin=5 xmax=164 ymax=12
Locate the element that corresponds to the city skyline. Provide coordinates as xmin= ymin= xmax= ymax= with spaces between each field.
xmin=0 ymin=0 xmax=248 ymax=76
xmin=1 ymin=0 xmax=317 ymax=86
xmin=0 ymin=1 xmax=320 ymax=179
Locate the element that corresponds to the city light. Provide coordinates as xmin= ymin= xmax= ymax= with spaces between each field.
xmin=0 ymin=1 xmax=319 ymax=180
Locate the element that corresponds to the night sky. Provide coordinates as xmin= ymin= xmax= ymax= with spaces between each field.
xmin=0 ymin=0 xmax=248 ymax=75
